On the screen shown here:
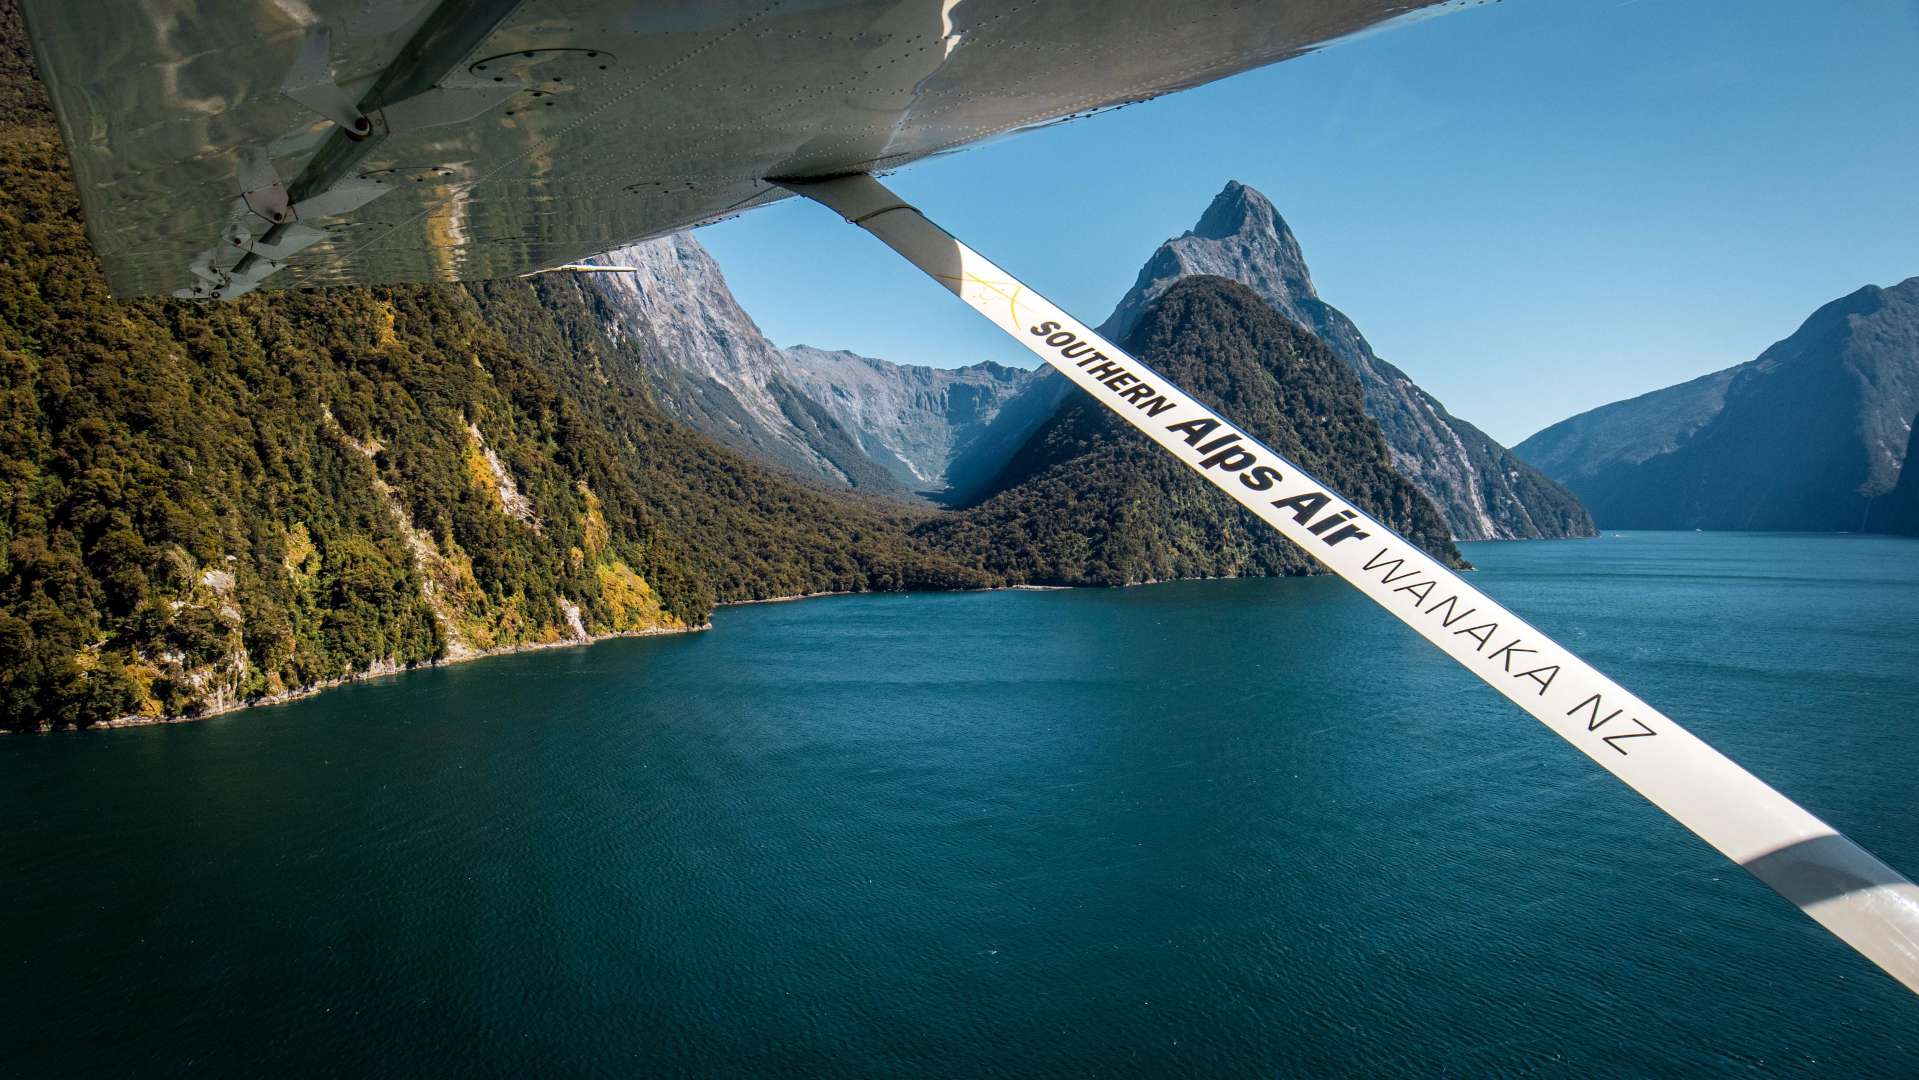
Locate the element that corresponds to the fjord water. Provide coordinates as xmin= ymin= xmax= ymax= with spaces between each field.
xmin=5 ymin=533 xmax=1917 ymax=1076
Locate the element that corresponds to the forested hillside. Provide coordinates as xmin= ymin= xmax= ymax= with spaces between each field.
xmin=919 ymin=277 xmax=1462 ymax=584
xmin=0 ymin=3 xmax=985 ymax=730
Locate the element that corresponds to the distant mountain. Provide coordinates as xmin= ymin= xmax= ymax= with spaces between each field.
xmin=1514 ymin=279 xmax=1919 ymax=531
xmin=1512 ymin=368 xmax=1739 ymax=489
xmin=1071 ymin=181 xmax=1593 ymax=541
xmin=598 ymin=184 xmax=1589 ymax=539
xmin=919 ymin=277 xmax=1461 ymax=584
xmin=776 ymin=346 xmax=1044 ymax=499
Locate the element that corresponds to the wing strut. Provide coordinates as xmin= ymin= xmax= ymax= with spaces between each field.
xmin=780 ymin=172 xmax=1919 ymax=994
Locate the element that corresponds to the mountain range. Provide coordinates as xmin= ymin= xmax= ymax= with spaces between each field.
xmin=596 ymin=181 xmax=1595 ymax=544
xmin=1515 ymin=278 xmax=1919 ymax=532
xmin=583 ymin=238 xmax=1046 ymax=501
xmin=773 ymin=345 xmax=1053 ymax=501
xmin=583 ymin=234 xmax=909 ymax=495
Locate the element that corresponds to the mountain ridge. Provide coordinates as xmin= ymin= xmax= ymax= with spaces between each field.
xmin=583 ymin=238 xmax=1055 ymax=502
xmin=585 ymin=235 xmax=909 ymax=495
xmin=1514 ymin=278 xmax=1919 ymax=530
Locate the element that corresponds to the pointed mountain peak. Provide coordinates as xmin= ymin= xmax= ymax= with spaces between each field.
xmin=1099 ymin=180 xmax=1322 ymax=339
xmin=1178 ymin=180 xmax=1318 ymax=307
xmin=1190 ymin=181 xmax=1286 ymax=243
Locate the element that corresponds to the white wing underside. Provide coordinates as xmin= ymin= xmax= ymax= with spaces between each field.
xmin=19 ymin=0 xmax=1457 ymax=299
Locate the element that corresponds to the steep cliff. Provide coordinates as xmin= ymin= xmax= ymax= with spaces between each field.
xmin=584 ymin=236 xmax=906 ymax=495
xmin=1868 ymin=417 xmax=1919 ymax=537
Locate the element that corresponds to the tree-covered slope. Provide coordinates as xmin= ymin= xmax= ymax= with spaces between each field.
xmin=0 ymin=128 xmax=682 ymax=727
xmin=0 ymin=3 xmax=1479 ymax=731
xmin=918 ymin=277 xmax=1462 ymax=584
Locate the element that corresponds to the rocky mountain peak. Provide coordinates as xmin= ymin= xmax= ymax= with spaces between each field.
xmin=1104 ymin=181 xmax=1321 ymax=339
xmin=584 ymin=234 xmax=906 ymax=493
xmin=1192 ymin=180 xmax=1274 ymax=238
xmin=1190 ymin=181 xmax=1305 ymax=273
xmin=1192 ymin=181 xmax=1316 ymax=297
xmin=1088 ymin=181 xmax=1593 ymax=541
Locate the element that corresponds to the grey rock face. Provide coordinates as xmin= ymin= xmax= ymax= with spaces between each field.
xmin=587 ymin=233 xmax=903 ymax=493
xmin=778 ymin=345 xmax=1042 ymax=499
xmin=1087 ymin=181 xmax=1593 ymax=540
xmin=588 ymin=233 xmax=1054 ymax=500
xmin=1516 ymin=278 xmax=1919 ymax=531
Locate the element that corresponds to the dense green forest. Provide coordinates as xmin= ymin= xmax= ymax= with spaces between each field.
xmin=921 ymin=277 xmax=1462 ymax=584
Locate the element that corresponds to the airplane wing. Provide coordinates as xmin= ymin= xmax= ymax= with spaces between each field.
xmin=17 ymin=0 xmax=1452 ymax=299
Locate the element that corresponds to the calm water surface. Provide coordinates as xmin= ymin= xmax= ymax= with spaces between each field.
xmin=4 ymin=532 xmax=1918 ymax=1076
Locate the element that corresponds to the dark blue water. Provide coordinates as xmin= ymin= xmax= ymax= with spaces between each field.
xmin=4 ymin=532 xmax=1917 ymax=1076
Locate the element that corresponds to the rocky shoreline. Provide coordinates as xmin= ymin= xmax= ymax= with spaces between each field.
xmin=24 ymin=572 xmax=1373 ymax=734
xmin=15 ymin=624 xmax=710 ymax=735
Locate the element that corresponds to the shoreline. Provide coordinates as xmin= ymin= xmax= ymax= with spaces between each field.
xmin=35 ymin=533 xmax=1834 ymax=734
xmin=34 ymin=623 xmax=710 ymax=735
xmin=716 ymin=590 xmax=855 ymax=606
xmin=33 ymin=582 xmax=1081 ymax=733
xmin=715 ymin=583 xmax=1074 ymax=610
xmin=27 ymin=570 xmax=1366 ymax=735
xmin=718 ymin=580 xmax=1090 ymax=609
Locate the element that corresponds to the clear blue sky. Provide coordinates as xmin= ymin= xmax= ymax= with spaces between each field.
xmin=698 ymin=0 xmax=1919 ymax=446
